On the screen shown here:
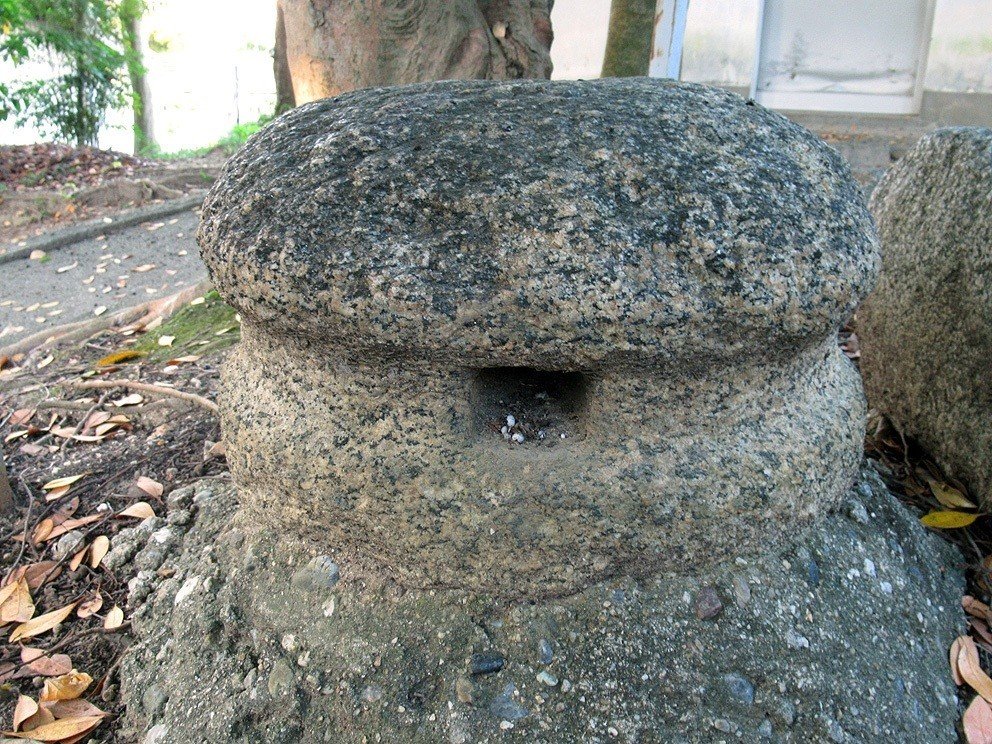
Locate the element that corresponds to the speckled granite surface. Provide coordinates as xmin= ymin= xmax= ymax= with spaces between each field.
xmin=121 ymin=467 xmax=963 ymax=743
xmin=197 ymin=79 xmax=879 ymax=598
xmin=860 ymin=127 xmax=992 ymax=507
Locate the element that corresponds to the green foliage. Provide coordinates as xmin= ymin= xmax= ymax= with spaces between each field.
xmin=152 ymin=114 xmax=274 ymax=159
xmin=0 ymin=0 xmax=134 ymax=146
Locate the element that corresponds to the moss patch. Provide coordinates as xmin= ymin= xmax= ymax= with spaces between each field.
xmin=131 ymin=290 xmax=240 ymax=361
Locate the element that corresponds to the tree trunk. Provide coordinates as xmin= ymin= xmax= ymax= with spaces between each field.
xmin=0 ymin=450 xmax=14 ymax=514
xmin=121 ymin=0 xmax=155 ymax=154
xmin=276 ymin=0 xmax=554 ymax=106
xmin=274 ymin=3 xmax=296 ymax=112
xmin=601 ymin=0 xmax=655 ymax=77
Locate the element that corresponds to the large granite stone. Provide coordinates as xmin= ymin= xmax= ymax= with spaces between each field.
xmin=860 ymin=127 xmax=992 ymax=506
xmin=197 ymin=79 xmax=879 ymax=598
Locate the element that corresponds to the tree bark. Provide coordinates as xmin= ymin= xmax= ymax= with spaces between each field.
xmin=0 ymin=450 xmax=14 ymax=514
xmin=274 ymin=3 xmax=296 ymax=112
xmin=276 ymin=0 xmax=554 ymax=106
xmin=121 ymin=0 xmax=155 ymax=154
xmin=601 ymin=0 xmax=655 ymax=77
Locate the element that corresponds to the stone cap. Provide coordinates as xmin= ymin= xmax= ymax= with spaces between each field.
xmin=198 ymin=78 xmax=878 ymax=371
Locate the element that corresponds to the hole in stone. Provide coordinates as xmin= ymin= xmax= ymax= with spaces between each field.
xmin=472 ymin=367 xmax=588 ymax=444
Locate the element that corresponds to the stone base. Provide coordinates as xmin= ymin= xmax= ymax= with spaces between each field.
xmin=121 ymin=465 xmax=963 ymax=743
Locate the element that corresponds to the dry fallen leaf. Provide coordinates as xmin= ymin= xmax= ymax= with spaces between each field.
xmin=21 ymin=562 xmax=61 ymax=591
xmin=32 ymin=519 xmax=54 ymax=544
xmin=134 ymin=476 xmax=163 ymax=499
xmin=959 ymin=636 xmax=992 ymax=703
xmin=68 ymin=544 xmax=88 ymax=572
xmin=12 ymin=694 xmax=37 ymax=732
xmin=117 ymin=502 xmax=154 ymax=519
xmin=41 ymin=475 xmax=86 ymax=492
xmin=44 ymin=699 xmax=105 ymax=720
xmin=76 ymin=594 xmax=103 ymax=619
xmin=930 ymin=479 xmax=977 ymax=510
xmin=2 ymin=714 xmax=103 ymax=741
xmin=953 ymin=637 xmax=967 ymax=685
xmin=113 ymin=393 xmax=144 ymax=407
xmin=103 ymin=605 xmax=124 ymax=630
xmin=10 ymin=602 xmax=77 ymax=643
xmin=965 ymin=695 xmax=992 ymax=744
xmin=965 ymin=596 xmax=991 ymax=620
xmin=9 ymin=409 xmax=34 ymax=426
xmin=44 ymin=515 xmax=103 ymax=542
xmin=21 ymin=647 xmax=72 ymax=677
xmin=920 ymin=510 xmax=980 ymax=529
xmin=18 ymin=704 xmax=54 ymax=733
xmin=157 ymin=335 xmax=175 ymax=347
xmin=88 ymin=536 xmax=110 ymax=569
xmin=0 ymin=579 xmax=34 ymax=623
xmin=40 ymin=671 xmax=92 ymax=703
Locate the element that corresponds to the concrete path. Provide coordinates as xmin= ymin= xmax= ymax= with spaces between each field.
xmin=0 ymin=204 xmax=206 ymax=346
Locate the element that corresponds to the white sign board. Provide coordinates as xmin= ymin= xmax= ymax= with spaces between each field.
xmin=751 ymin=0 xmax=937 ymax=114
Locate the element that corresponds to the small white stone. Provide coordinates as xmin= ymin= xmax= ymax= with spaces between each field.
xmin=281 ymin=634 xmax=297 ymax=652
xmin=511 ymin=432 xmax=525 ymax=444
xmin=506 ymin=415 xmax=516 ymax=427
xmin=863 ymin=559 xmax=876 ymax=577
xmin=174 ymin=576 xmax=200 ymax=606
xmin=500 ymin=721 xmax=514 ymax=730
xmin=880 ymin=581 xmax=893 ymax=594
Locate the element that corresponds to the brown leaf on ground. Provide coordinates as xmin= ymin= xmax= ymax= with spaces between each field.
xmin=965 ymin=695 xmax=992 ymax=744
xmin=43 ymin=515 xmax=103 ymax=542
xmin=959 ymin=636 xmax=992 ymax=703
xmin=88 ymin=536 xmax=109 ymax=569
xmin=67 ymin=545 xmax=88 ymax=572
xmin=133 ymin=476 xmax=163 ymax=499
xmin=3 ymin=714 xmax=103 ymax=740
xmin=9 ymin=602 xmax=77 ymax=642
xmin=76 ymin=594 xmax=102 ymax=619
xmin=12 ymin=694 xmax=38 ymax=732
xmin=930 ymin=479 xmax=978 ymax=510
xmin=40 ymin=474 xmax=86 ymax=492
xmin=39 ymin=671 xmax=92 ymax=703
xmin=22 ymin=562 xmax=61 ymax=590
xmin=0 ymin=579 xmax=34 ymax=623
xmin=117 ymin=502 xmax=154 ymax=519
xmin=44 ymin=699 xmax=106 ymax=720
xmin=21 ymin=648 xmax=73 ymax=677
xmin=18 ymin=704 xmax=54 ymax=732
xmin=954 ymin=637 xmax=968 ymax=685
xmin=963 ymin=596 xmax=988 ymax=620
xmin=103 ymin=606 xmax=124 ymax=630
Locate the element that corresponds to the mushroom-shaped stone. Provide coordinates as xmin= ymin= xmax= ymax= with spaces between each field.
xmin=199 ymin=79 xmax=878 ymax=598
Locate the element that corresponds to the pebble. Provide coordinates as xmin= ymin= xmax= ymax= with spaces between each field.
xmin=847 ymin=499 xmax=870 ymax=525
xmin=732 ymin=576 xmax=751 ymax=607
xmin=694 ymin=586 xmax=723 ymax=620
xmin=537 ymin=671 xmax=558 ymax=687
xmin=54 ymin=530 xmax=85 ymax=559
xmin=470 ymin=652 xmax=505 ymax=676
xmin=713 ymin=718 xmax=735 ymax=733
xmin=455 ymin=676 xmax=474 ymax=704
xmin=267 ymin=659 xmax=295 ymax=697
xmin=538 ymin=638 xmax=553 ymax=664
xmin=290 ymin=555 xmax=340 ymax=592
xmin=511 ymin=432 xmax=525 ymax=443
xmin=807 ymin=560 xmax=820 ymax=587
xmin=757 ymin=719 xmax=774 ymax=738
xmin=786 ymin=629 xmax=810 ymax=650
xmin=488 ymin=683 xmax=528 ymax=721
xmin=722 ymin=673 xmax=755 ymax=705
xmin=360 ymin=685 xmax=383 ymax=703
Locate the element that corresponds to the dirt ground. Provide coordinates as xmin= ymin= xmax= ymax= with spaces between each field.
xmin=0 ymin=144 xmax=224 ymax=252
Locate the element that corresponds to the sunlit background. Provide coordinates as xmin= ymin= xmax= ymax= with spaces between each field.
xmin=2 ymin=0 xmax=991 ymax=153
